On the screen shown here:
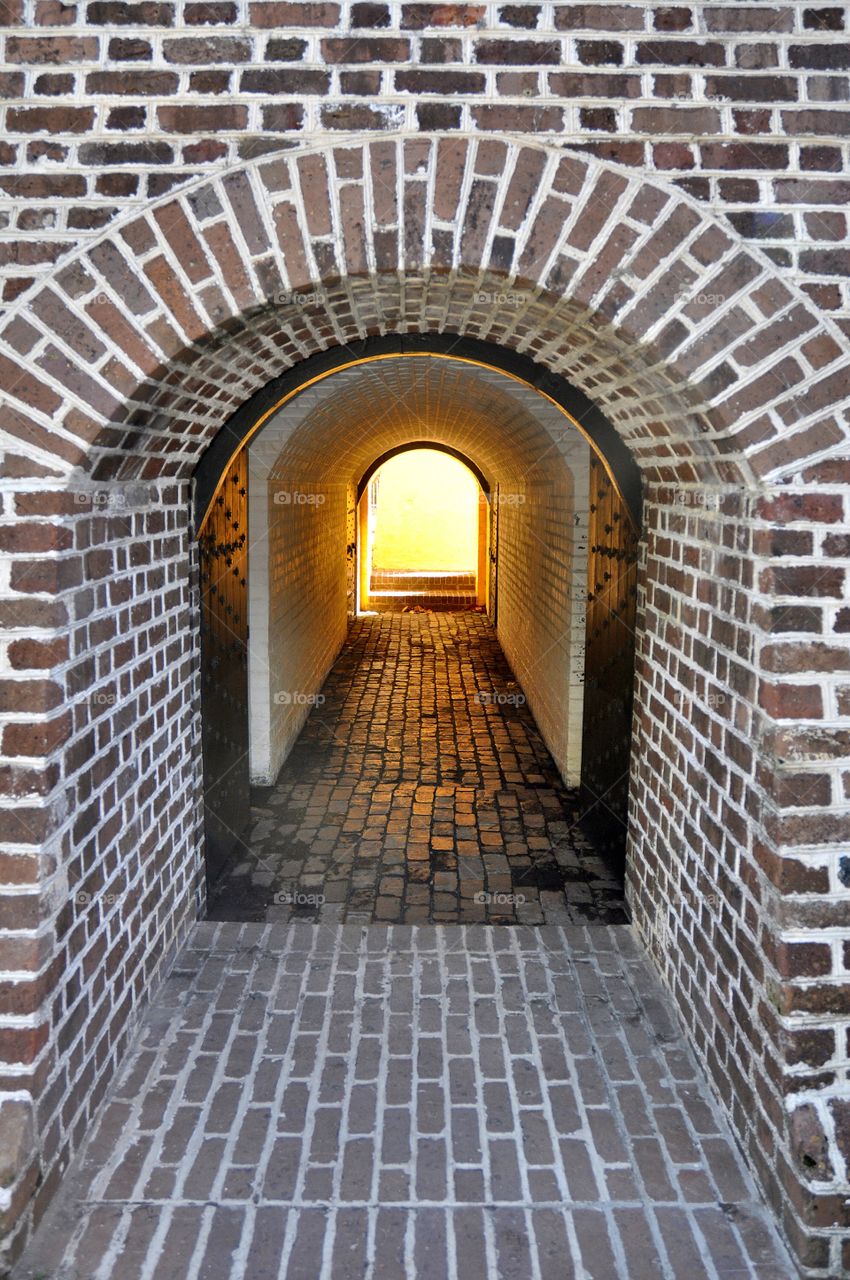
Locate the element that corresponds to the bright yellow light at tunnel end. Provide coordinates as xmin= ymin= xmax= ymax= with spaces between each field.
xmin=370 ymin=448 xmax=480 ymax=573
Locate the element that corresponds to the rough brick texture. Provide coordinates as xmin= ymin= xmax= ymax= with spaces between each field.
xmin=0 ymin=18 xmax=848 ymax=1277
xmin=11 ymin=923 xmax=798 ymax=1280
xmin=0 ymin=5 xmax=850 ymax=322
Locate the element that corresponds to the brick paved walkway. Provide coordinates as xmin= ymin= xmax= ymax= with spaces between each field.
xmin=209 ymin=613 xmax=624 ymax=926
xmin=15 ymin=925 xmax=795 ymax=1280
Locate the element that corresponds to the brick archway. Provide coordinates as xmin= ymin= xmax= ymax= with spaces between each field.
xmin=2 ymin=134 xmax=849 ymax=1272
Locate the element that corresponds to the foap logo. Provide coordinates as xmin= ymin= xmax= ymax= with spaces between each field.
xmin=674 ymin=287 xmax=727 ymax=308
xmin=274 ymin=691 xmax=326 ymax=706
xmin=72 ymin=689 xmax=121 ymax=707
xmin=474 ymin=891 xmax=526 ymax=906
xmin=273 ymin=490 xmax=327 ymax=507
xmin=476 ymin=689 xmax=526 ymax=706
xmin=273 ymin=888 xmax=325 ymax=906
xmin=74 ymin=890 xmax=122 ymax=906
xmin=271 ymin=288 xmax=326 ymax=308
xmin=474 ymin=289 xmax=527 ymax=307
xmin=481 ymin=492 xmax=526 ymax=507
xmin=672 ymin=489 xmax=721 ymax=510
xmin=71 ymin=484 xmax=158 ymax=510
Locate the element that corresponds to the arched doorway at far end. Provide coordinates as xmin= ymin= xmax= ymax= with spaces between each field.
xmin=356 ymin=443 xmax=490 ymax=614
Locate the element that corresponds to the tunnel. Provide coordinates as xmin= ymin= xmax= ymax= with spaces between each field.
xmin=194 ymin=343 xmax=640 ymax=924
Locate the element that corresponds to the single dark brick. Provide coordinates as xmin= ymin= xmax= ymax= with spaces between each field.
xmin=241 ymin=68 xmax=331 ymax=92
xmin=396 ymin=69 xmax=485 ymax=93
xmin=401 ymin=4 xmax=484 ymax=27
xmin=340 ymin=70 xmax=381 ymax=93
xmin=350 ymin=1 xmax=390 ymax=23
xmin=107 ymin=37 xmax=152 ymax=60
xmin=7 ymin=107 xmax=95 ymax=132
xmin=158 ymin=104 xmax=248 ymax=131
xmin=800 ymin=145 xmax=843 ymax=171
xmin=261 ymin=104 xmax=305 ymax=131
xmin=86 ymin=70 xmax=179 ymax=94
xmin=185 ymin=0 xmax=237 ymax=17
xmin=654 ymin=6 xmax=693 ymax=30
xmin=106 ymin=105 xmax=146 ymax=130
xmin=499 ymin=4 xmax=539 ymax=28
xmin=321 ymin=36 xmax=410 ymax=61
xmin=79 ymin=140 xmax=174 ymax=165
xmin=420 ymin=36 xmax=462 ymax=62
xmin=804 ymin=7 xmax=845 ymax=29
xmin=800 ymin=248 xmax=850 ymax=276
xmin=162 ymin=36 xmax=252 ymax=62
xmin=789 ymin=42 xmax=850 ymax=69
xmin=86 ymin=0 xmax=174 ymax=22
xmin=474 ymin=38 xmax=561 ymax=63
xmin=704 ymin=74 xmax=798 ymax=101
xmin=188 ymin=70 xmax=231 ymax=94
xmin=266 ymin=36 xmax=307 ymax=59
xmin=575 ymin=39 xmax=623 ymax=65
xmin=636 ymin=40 xmax=726 ymax=65
xmin=6 ymin=36 xmax=99 ymax=61
xmin=416 ymin=102 xmax=461 ymax=129
xmin=579 ymin=106 xmax=617 ymax=131
xmin=727 ymin=211 xmax=794 ymax=239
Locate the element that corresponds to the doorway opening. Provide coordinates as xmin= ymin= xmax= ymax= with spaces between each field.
xmin=358 ymin=446 xmax=488 ymax=612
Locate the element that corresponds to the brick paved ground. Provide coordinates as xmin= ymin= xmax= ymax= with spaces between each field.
xmin=14 ymin=924 xmax=796 ymax=1280
xmin=208 ymin=613 xmax=624 ymax=927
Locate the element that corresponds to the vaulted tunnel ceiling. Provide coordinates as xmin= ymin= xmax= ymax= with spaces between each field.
xmin=247 ymin=355 xmax=593 ymax=492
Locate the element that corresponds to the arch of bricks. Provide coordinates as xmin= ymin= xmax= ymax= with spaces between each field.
xmin=1 ymin=133 xmax=849 ymax=1274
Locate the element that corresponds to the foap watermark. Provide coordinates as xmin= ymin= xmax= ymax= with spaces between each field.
xmin=274 ymin=690 xmax=326 ymax=706
xmin=671 ymin=689 xmax=727 ymax=710
xmin=70 ymin=483 xmax=159 ymax=510
xmin=273 ymin=490 xmax=326 ymax=507
xmin=474 ymin=891 xmax=526 ymax=906
xmin=273 ymin=888 xmax=325 ymax=906
xmin=672 ymin=489 xmax=721 ymax=510
xmin=270 ymin=287 xmax=327 ymax=308
xmin=480 ymin=491 xmax=526 ymax=507
xmin=473 ymin=289 xmax=528 ymax=307
xmin=71 ymin=690 xmax=122 ymax=709
xmin=674 ymin=287 xmax=727 ymax=308
xmin=476 ymin=689 xmax=526 ymax=706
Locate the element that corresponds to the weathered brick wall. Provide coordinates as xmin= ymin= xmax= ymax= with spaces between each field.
xmin=0 ymin=18 xmax=848 ymax=1266
xmin=630 ymin=477 xmax=850 ymax=1273
xmin=0 ymin=477 xmax=202 ymax=1254
xmin=1 ymin=2 xmax=849 ymax=322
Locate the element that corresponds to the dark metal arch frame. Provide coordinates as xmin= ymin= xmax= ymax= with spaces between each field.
xmin=356 ymin=441 xmax=490 ymax=502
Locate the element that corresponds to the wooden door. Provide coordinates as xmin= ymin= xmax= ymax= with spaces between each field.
xmin=198 ymin=451 xmax=250 ymax=889
xmin=580 ymin=455 xmax=639 ymax=863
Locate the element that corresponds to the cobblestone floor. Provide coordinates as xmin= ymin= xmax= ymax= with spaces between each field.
xmin=208 ymin=612 xmax=625 ymax=926
xmin=14 ymin=925 xmax=796 ymax=1280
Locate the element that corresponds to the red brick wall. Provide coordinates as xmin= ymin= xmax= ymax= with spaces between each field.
xmin=0 ymin=4 xmax=849 ymax=322
xmin=0 ymin=14 xmax=849 ymax=1272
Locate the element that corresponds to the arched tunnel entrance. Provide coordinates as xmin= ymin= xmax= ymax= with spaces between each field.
xmin=195 ymin=338 xmax=641 ymax=924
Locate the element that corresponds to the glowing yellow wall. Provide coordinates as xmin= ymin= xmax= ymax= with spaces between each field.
xmin=371 ymin=449 xmax=480 ymax=571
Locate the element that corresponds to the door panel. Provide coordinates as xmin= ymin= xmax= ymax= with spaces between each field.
xmin=198 ymin=451 xmax=250 ymax=890
xmin=488 ymin=485 xmax=499 ymax=623
xmin=580 ymin=455 xmax=639 ymax=863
